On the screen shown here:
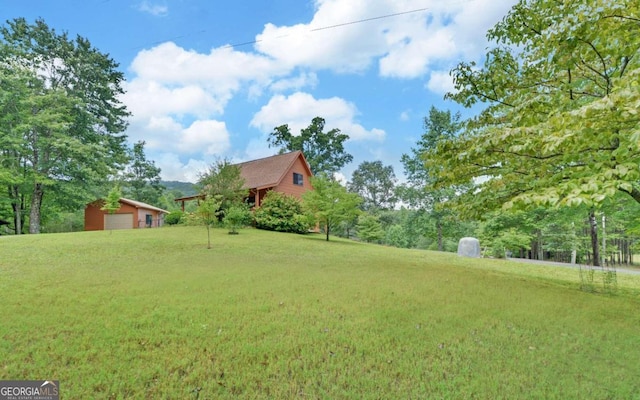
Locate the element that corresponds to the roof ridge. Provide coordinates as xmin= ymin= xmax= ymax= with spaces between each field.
xmin=235 ymin=150 xmax=301 ymax=166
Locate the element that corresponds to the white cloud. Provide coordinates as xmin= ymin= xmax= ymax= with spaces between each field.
xmin=137 ymin=1 xmax=168 ymax=17
xmin=270 ymin=72 xmax=318 ymax=92
xmin=426 ymin=70 xmax=455 ymax=95
xmin=253 ymin=0 xmax=516 ymax=78
xmin=250 ymin=92 xmax=385 ymax=141
xmin=180 ymin=120 xmax=230 ymax=155
xmin=155 ymin=153 xmax=208 ymax=183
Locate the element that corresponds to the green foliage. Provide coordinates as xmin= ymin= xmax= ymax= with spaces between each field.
xmin=101 ymin=185 xmax=122 ymax=214
xmin=486 ymin=228 xmax=533 ymax=259
xmin=303 ymin=176 xmax=362 ymax=241
xmin=399 ymin=107 xmax=466 ymax=251
xmin=268 ymin=117 xmax=353 ymax=176
xmin=0 ymin=18 xmax=130 ymax=233
xmin=121 ymin=140 xmax=164 ymax=205
xmin=198 ymin=159 xmax=248 ymax=212
xmin=192 ymin=195 xmax=222 ymax=249
xmin=429 ymin=0 xmax=640 ymax=216
xmin=356 ymin=214 xmax=384 ymax=243
xmin=348 ymin=161 xmax=397 ymax=211
xmin=253 ymin=191 xmax=312 ymax=234
xmin=40 ymin=210 xmax=84 ymax=233
xmin=223 ymin=204 xmax=252 ymax=234
xmin=164 ymin=210 xmax=184 ymax=226
xmin=385 ymin=224 xmax=410 ymax=248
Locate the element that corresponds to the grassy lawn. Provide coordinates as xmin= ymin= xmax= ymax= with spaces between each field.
xmin=1 ymin=226 xmax=639 ymax=399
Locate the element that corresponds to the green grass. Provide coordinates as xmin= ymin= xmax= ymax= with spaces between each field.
xmin=1 ymin=227 xmax=639 ymax=399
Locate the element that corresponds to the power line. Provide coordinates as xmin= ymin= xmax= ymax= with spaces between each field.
xmin=225 ymin=7 xmax=429 ymax=49
xmin=129 ymin=7 xmax=430 ymax=51
xmin=310 ymin=7 xmax=429 ymax=32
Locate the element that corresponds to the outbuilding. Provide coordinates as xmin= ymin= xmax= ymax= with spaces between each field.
xmin=84 ymin=198 xmax=168 ymax=231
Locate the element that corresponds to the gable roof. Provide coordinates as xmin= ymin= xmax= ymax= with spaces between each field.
xmin=236 ymin=151 xmax=313 ymax=190
xmin=118 ymin=198 xmax=169 ymax=213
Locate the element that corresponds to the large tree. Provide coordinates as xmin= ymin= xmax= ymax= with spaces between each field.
xmin=121 ymin=140 xmax=164 ymax=205
xmin=398 ymin=106 xmax=463 ymax=251
xmin=268 ymin=117 xmax=353 ymax=176
xmin=348 ymin=161 xmax=397 ymax=211
xmin=429 ymin=0 xmax=640 ymax=212
xmin=0 ymin=18 xmax=129 ymax=233
xmin=426 ymin=0 xmax=640 ymax=262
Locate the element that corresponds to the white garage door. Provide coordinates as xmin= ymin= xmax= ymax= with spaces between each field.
xmin=104 ymin=213 xmax=133 ymax=230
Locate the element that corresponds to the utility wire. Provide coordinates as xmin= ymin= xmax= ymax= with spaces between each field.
xmin=131 ymin=7 xmax=430 ymax=50
xmin=310 ymin=7 xmax=429 ymax=32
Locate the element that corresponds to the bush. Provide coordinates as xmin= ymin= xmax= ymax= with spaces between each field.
xmin=165 ymin=210 xmax=184 ymax=225
xmin=223 ymin=204 xmax=252 ymax=234
xmin=253 ymin=192 xmax=312 ymax=234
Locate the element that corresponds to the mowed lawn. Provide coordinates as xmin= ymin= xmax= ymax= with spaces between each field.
xmin=1 ymin=227 xmax=639 ymax=399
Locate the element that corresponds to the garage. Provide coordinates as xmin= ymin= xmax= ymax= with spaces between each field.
xmin=104 ymin=213 xmax=133 ymax=230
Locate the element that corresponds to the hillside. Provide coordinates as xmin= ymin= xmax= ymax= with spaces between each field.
xmin=161 ymin=180 xmax=198 ymax=197
xmin=2 ymin=227 xmax=639 ymax=398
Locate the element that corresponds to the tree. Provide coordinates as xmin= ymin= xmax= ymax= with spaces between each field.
xmin=348 ymin=161 xmax=397 ymax=211
xmin=193 ymin=195 xmax=222 ymax=249
xmin=122 ymin=140 xmax=164 ymax=205
xmin=197 ymin=160 xmax=247 ymax=213
xmin=399 ymin=107 xmax=462 ymax=251
xmin=101 ymin=185 xmax=121 ymax=233
xmin=430 ymin=0 xmax=640 ymax=211
xmin=303 ymin=175 xmax=362 ymax=241
xmin=0 ymin=18 xmax=129 ymax=234
xmin=101 ymin=185 xmax=122 ymax=215
xmin=356 ymin=214 xmax=384 ymax=243
xmin=427 ymin=0 xmax=640 ymax=264
xmin=268 ymin=117 xmax=353 ymax=176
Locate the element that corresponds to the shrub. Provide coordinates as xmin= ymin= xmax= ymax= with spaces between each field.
xmin=253 ymin=192 xmax=312 ymax=234
xmin=223 ymin=204 xmax=252 ymax=234
xmin=165 ymin=210 xmax=184 ymax=225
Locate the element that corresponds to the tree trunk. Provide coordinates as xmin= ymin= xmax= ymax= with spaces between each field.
xmin=536 ymin=230 xmax=544 ymax=260
xmin=437 ymin=219 xmax=443 ymax=251
xmin=326 ymin=223 xmax=330 ymax=241
xmin=29 ymin=183 xmax=44 ymax=234
xmin=10 ymin=185 xmax=23 ymax=235
xmin=589 ymin=210 xmax=600 ymax=267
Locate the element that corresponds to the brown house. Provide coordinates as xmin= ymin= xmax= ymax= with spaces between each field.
xmin=85 ymin=198 xmax=169 ymax=231
xmin=176 ymin=151 xmax=314 ymax=210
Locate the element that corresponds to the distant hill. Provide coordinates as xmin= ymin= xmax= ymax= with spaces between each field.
xmin=161 ymin=181 xmax=198 ymax=197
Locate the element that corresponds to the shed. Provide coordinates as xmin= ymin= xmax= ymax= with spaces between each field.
xmin=84 ymin=198 xmax=169 ymax=231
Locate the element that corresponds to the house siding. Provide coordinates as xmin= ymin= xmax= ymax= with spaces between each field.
xmin=273 ymin=157 xmax=313 ymax=200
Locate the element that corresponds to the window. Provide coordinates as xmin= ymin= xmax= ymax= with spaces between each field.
xmin=293 ymin=172 xmax=304 ymax=186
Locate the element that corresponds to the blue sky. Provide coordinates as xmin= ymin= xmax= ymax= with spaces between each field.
xmin=2 ymin=0 xmax=517 ymax=183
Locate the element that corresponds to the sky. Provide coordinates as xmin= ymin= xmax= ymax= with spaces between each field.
xmin=2 ymin=0 xmax=517 ymax=183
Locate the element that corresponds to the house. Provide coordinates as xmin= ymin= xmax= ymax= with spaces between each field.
xmin=84 ymin=198 xmax=169 ymax=231
xmin=175 ymin=151 xmax=314 ymax=210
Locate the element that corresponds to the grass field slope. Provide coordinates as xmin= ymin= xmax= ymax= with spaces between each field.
xmin=1 ymin=227 xmax=639 ymax=399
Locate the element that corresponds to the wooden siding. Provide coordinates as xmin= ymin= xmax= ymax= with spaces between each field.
xmin=273 ymin=156 xmax=313 ymax=200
